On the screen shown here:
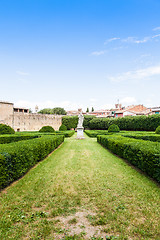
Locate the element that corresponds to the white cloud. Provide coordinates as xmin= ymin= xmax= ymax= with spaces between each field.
xmin=104 ymin=37 xmax=120 ymax=44
xmin=153 ymin=27 xmax=160 ymax=31
xmin=152 ymin=34 xmax=160 ymax=39
xmin=91 ymin=51 xmax=105 ymax=56
xmin=108 ymin=64 xmax=160 ymax=82
xmin=16 ymin=71 xmax=29 ymax=76
xmin=122 ymin=36 xmax=150 ymax=44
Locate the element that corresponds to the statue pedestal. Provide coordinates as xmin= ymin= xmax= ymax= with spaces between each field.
xmin=77 ymin=127 xmax=85 ymax=139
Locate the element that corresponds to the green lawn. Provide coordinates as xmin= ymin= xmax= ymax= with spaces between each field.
xmin=0 ymin=133 xmax=160 ymax=240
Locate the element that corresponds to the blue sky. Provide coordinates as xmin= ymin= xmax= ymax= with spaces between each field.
xmin=0 ymin=0 xmax=160 ymax=111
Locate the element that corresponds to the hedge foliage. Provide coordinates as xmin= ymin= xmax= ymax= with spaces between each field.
xmin=0 ymin=134 xmax=39 ymax=144
xmin=155 ymin=126 xmax=160 ymax=134
xmin=122 ymin=133 xmax=160 ymax=142
xmin=97 ymin=135 xmax=160 ymax=182
xmin=83 ymin=115 xmax=96 ymax=129
xmin=0 ymin=124 xmax=15 ymax=135
xmin=39 ymin=126 xmax=55 ymax=132
xmin=85 ymin=130 xmax=111 ymax=138
xmin=89 ymin=115 xmax=160 ymax=131
xmin=0 ymin=135 xmax=64 ymax=189
xmin=54 ymin=130 xmax=75 ymax=137
xmin=62 ymin=116 xmax=78 ymax=130
xmin=59 ymin=124 xmax=67 ymax=131
xmin=108 ymin=124 xmax=120 ymax=133
xmin=62 ymin=115 xmax=96 ymax=130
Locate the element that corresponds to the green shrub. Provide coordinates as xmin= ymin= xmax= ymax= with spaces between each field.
xmin=56 ymin=130 xmax=75 ymax=137
xmin=85 ymin=130 xmax=110 ymax=138
xmin=97 ymin=135 xmax=160 ymax=182
xmin=83 ymin=115 xmax=96 ymax=129
xmin=0 ymin=124 xmax=15 ymax=135
xmin=108 ymin=124 xmax=120 ymax=133
xmin=122 ymin=133 xmax=160 ymax=142
xmin=59 ymin=124 xmax=67 ymax=131
xmin=0 ymin=135 xmax=64 ymax=189
xmin=39 ymin=126 xmax=55 ymax=133
xmin=0 ymin=134 xmax=39 ymax=144
xmin=62 ymin=116 xmax=78 ymax=130
xmin=89 ymin=115 xmax=160 ymax=131
xmin=155 ymin=126 xmax=160 ymax=134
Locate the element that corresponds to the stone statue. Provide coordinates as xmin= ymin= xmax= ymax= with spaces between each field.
xmin=77 ymin=110 xmax=85 ymax=139
xmin=78 ymin=112 xmax=84 ymax=128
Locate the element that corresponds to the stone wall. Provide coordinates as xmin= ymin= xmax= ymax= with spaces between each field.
xmin=13 ymin=113 xmax=62 ymax=131
xmin=0 ymin=102 xmax=62 ymax=131
xmin=0 ymin=102 xmax=14 ymax=125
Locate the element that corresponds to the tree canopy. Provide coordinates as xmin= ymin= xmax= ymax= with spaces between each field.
xmin=38 ymin=107 xmax=67 ymax=115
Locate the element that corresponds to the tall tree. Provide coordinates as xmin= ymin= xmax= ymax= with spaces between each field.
xmin=86 ymin=107 xmax=89 ymax=112
xmin=91 ymin=107 xmax=94 ymax=112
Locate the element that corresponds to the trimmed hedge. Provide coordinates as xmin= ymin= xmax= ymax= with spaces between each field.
xmin=39 ymin=126 xmax=55 ymax=133
xmin=0 ymin=134 xmax=39 ymax=144
xmin=85 ymin=130 xmax=111 ymax=138
xmin=0 ymin=135 xmax=64 ymax=189
xmin=122 ymin=133 xmax=160 ymax=142
xmin=108 ymin=124 xmax=120 ymax=133
xmin=83 ymin=115 xmax=96 ymax=129
xmin=55 ymin=130 xmax=75 ymax=137
xmin=89 ymin=115 xmax=160 ymax=131
xmin=62 ymin=116 xmax=78 ymax=130
xmin=97 ymin=135 xmax=160 ymax=182
xmin=59 ymin=124 xmax=67 ymax=131
xmin=62 ymin=115 xmax=96 ymax=130
xmin=0 ymin=124 xmax=15 ymax=135
xmin=155 ymin=126 xmax=160 ymax=134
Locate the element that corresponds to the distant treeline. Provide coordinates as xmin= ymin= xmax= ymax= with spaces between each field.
xmin=38 ymin=107 xmax=66 ymax=115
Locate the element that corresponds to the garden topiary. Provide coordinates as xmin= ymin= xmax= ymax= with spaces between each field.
xmin=0 ymin=124 xmax=15 ymax=134
xmin=59 ymin=124 xmax=67 ymax=131
xmin=155 ymin=125 xmax=160 ymax=134
xmin=39 ymin=126 xmax=55 ymax=133
xmin=108 ymin=124 xmax=120 ymax=133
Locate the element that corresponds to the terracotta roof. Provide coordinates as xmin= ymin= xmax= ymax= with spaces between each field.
xmin=126 ymin=104 xmax=147 ymax=113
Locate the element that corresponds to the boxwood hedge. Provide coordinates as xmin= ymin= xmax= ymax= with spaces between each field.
xmin=0 ymin=134 xmax=39 ymax=144
xmin=0 ymin=124 xmax=15 ymax=135
xmin=89 ymin=115 xmax=160 ymax=131
xmin=122 ymin=133 xmax=160 ymax=142
xmin=85 ymin=130 xmax=111 ymax=138
xmin=62 ymin=116 xmax=78 ymax=130
xmin=97 ymin=135 xmax=160 ymax=182
xmin=0 ymin=135 xmax=64 ymax=189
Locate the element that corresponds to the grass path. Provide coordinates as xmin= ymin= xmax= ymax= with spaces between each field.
xmin=0 ymin=134 xmax=160 ymax=240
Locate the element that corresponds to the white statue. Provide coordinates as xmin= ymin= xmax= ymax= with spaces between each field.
xmin=77 ymin=112 xmax=84 ymax=128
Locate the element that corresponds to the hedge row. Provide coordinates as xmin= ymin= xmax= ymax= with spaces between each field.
xmin=62 ymin=116 xmax=78 ymax=130
xmin=89 ymin=115 xmax=160 ymax=131
xmin=85 ymin=130 xmax=111 ymax=138
xmin=62 ymin=115 xmax=96 ymax=130
xmin=38 ymin=130 xmax=75 ymax=137
xmin=97 ymin=135 xmax=160 ymax=182
xmin=122 ymin=133 xmax=160 ymax=142
xmin=0 ymin=135 xmax=64 ymax=189
xmin=0 ymin=134 xmax=39 ymax=144
xmin=18 ymin=130 xmax=75 ymax=138
xmin=83 ymin=115 xmax=96 ymax=129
